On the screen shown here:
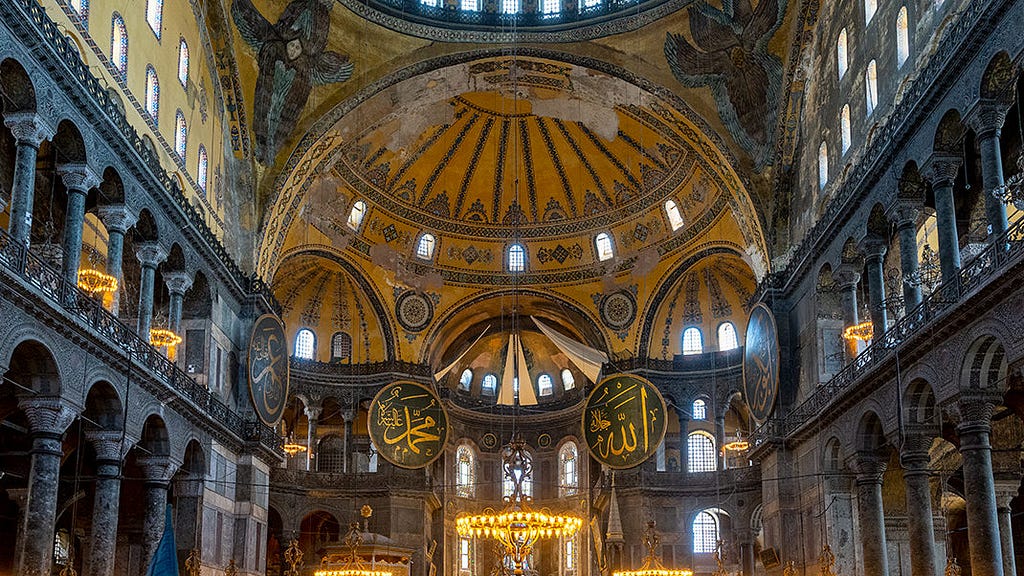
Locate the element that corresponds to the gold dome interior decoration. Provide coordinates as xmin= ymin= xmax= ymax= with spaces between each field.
xmin=612 ymin=521 xmax=693 ymax=576
xmin=456 ymin=436 xmax=583 ymax=575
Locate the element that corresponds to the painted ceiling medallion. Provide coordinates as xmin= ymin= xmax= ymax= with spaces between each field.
xmin=396 ymin=290 xmax=434 ymax=332
xmin=601 ymin=290 xmax=637 ymax=331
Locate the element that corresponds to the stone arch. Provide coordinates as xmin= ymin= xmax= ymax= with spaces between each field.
xmin=5 ymin=339 xmax=61 ymax=396
xmin=856 ymin=410 xmax=888 ymax=453
xmin=138 ymin=414 xmax=170 ymax=457
xmin=134 ymin=209 xmax=160 ymax=242
xmin=298 ymin=510 xmax=341 ymax=551
xmin=980 ymin=51 xmax=1020 ymax=104
xmin=904 ymin=379 xmax=938 ymax=426
xmin=865 ymin=203 xmax=890 ymax=241
xmin=959 ymin=334 xmax=1009 ymax=392
xmin=823 ymin=436 xmax=844 ymax=473
xmin=83 ymin=380 xmax=123 ymax=431
xmin=98 ymin=166 xmax=125 ymax=205
xmin=0 ymin=58 xmax=37 ymax=113
xmin=51 ymin=119 xmax=87 ymax=164
xmin=182 ymin=270 xmax=211 ymax=320
xmin=897 ymin=161 xmax=928 ymax=203
xmin=933 ymin=109 xmax=965 ymax=154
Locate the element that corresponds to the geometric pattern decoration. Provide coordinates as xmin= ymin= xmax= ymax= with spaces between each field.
xmin=396 ymin=290 xmax=434 ymax=333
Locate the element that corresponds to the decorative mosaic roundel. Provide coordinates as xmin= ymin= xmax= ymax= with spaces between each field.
xmin=601 ymin=290 xmax=637 ymax=331
xmin=538 ymin=433 xmax=552 ymax=448
xmin=396 ymin=290 xmax=433 ymax=332
xmin=481 ymin=433 xmax=498 ymax=449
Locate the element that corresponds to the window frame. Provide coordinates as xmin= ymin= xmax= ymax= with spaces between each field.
xmin=692 ymin=398 xmax=707 ymax=421
xmin=595 ymin=232 xmax=614 ymax=261
xmin=348 ymin=200 xmax=367 ymax=231
xmin=896 ymin=6 xmax=910 ymax=68
xmin=687 ymin=431 xmax=717 ymax=473
xmin=692 ymin=510 xmax=719 ymax=553
xmin=537 ymin=373 xmax=553 ymax=396
xmin=841 ymin=104 xmax=852 ymax=154
xmin=561 ymin=368 xmax=575 ymax=390
xmin=818 ymin=142 xmax=829 ymax=189
xmin=717 ymin=322 xmax=739 ymax=351
xmin=330 ymin=332 xmax=352 ymax=362
xmin=197 ymin=145 xmax=208 ymax=193
xmin=456 ymin=444 xmax=475 ymax=498
xmin=682 ymin=326 xmax=703 ymax=355
xmin=144 ymin=65 xmax=160 ymax=126
xmin=178 ymin=38 xmax=190 ymax=88
xmin=175 ymin=110 xmax=187 ymax=160
xmin=837 ymin=28 xmax=849 ymax=81
xmin=482 ymin=373 xmax=498 ymax=396
xmin=559 ymin=442 xmax=578 ymax=496
xmin=295 ymin=328 xmax=316 ymax=360
xmin=110 ymin=13 xmax=128 ymax=76
xmin=508 ymin=243 xmax=526 ymax=273
xmin=865 ymin=60 xmax=878 ymax=116
xmin=665 ymin=199 xmax=684 ymax=231
xmin=415 ymin=232 xmax=437 ymax=260
xmin=146 ymin=0 xmax=163 ymax=39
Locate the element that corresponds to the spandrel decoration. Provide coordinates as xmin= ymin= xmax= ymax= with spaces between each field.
xmin=743 ymin=303 xmax=780 ymax=423
xmin=368 ymin=381 xmax=449 ymax=469
xmin=582 ymin=374 xmax=667 ymax=469
xmin=247 ymin=314 xmax=290 ymax=427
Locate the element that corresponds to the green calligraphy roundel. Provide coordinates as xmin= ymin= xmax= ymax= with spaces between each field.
xmin=582 ymin=374 xmax=667 ymax=469
xmin=247 ymin=314 xmax=290 ymax=427
xmin=742 ymin=303 xmax=780 ymax=423
xmin=368 ymin=381 xmax=450 ymax=469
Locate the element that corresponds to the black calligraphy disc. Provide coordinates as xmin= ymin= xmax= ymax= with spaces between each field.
xmin=368 ymin=381 xmax=449 ymax=469
xmin=582 ymin=374 xmax=667 ymax=469
xmin=247 ymin=314 xmax=290 ymax=427
xmin=743 ymin=303 xmax=780 ymax=423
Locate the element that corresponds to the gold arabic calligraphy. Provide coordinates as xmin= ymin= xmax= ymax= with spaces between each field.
xmin=370 ymin=383 xmax=448 ymax=468
xmin=584 ymin=376 xmax=665 ymax=468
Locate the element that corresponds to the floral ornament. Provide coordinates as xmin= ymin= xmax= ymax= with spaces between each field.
xmin=664 ymin=0 xmax=786 ymax=168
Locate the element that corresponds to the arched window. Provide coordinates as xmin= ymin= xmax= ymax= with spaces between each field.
xmin=348 ymin=200 xmax=367 ymax=230
xmin=317 ymin=435 xmax=344 ymax=473
xmin=561 ymin=369 xmax=575 ymax=390
xmin=331 ymin=332 xmax=352 ymax=362
xmin=456 ymin=444 xmax=475 ymax=497
xmin=175 ymin=110 xmax=187 ymax=159
xmin=818 ymin=142 xmax=829 ymax=189
xmin=461 ymin=0 xmax=478 ymax=9
xmin=459 ymin=369 xmax=473 ymax=390
xmin=595 ymin=232 xmax=614 ymax=261
xmin=416 ymin=233 xmax=436 ymax=260
xmin=837 ymin=29 xmax=848 ymax=80
xmin=110 ymin=13 xmax=128 ymax=75
xmin=70 ymin=0 xmax=89 ymax=24
xmin=581 ymin=0 xmax=600 ymax=9
xmin=501 ymin=0 xmax=518 ymax=13
xmin=178 ymin=38 xmax=189 ymax=88
xmin=718 ymin=322 xmax=739 ymax=351
xmin=896 ymin=7 xmax=910 ymax=67
xmin=146 ymin=0 xmax=163 ymax=38
xmin=865 ymin=60 xmax=878 ymax=116
xmin=559 ymin=442 xmax=578 ymax=496
xmin=295 ymin=328 xmax=315 ymax=360
xmin=682 ymin=327 xmax=703 ymax=355
xmin=665 ymin=199 xmax=684 ymax=231
xmin=692 ymin=399 xmax=707 ymax=421
xmin=482 ymin=374 xmax=498 ymax=396
xmin=144 ymin=65 xmax=159 ymax=125
xmin=864 ymin=0 xmax=877 ymax=24
xmin=538 ymin=374 xmax=553 ymax=396
xmin=542 ymin=0 xmax=559 ymax=15
xmin=688 ymin=431 xmax=716 ymax=472
xmin=692 ymin=511 xmax=719 ymax=553
xmin=508 ymin=243 xmax=526 ymax=273
xmin=841 ymin=105 xmax=852 ymax=154
xmin=197 ymin=145 xmax=208 ymax=193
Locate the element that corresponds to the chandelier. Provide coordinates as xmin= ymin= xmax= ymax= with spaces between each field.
xmin=315 ymin=506 xmax=392 ymax=576
xmin=150 ymin=328 xmax=182 ymax=348
xmin=281 ymin=434 xmax=307 ymax=456
xmin=77 ymin=268 xmax=118 ymax=295
xmin=456 ymin=437 xmax=583 ymax=575
xmin=842 ymin=320 xmax=874 ymax=343
xmin=721 ymin=432 xmax=750 ymax=454
xmin=612 ymin=521 xmax=692 ymax=576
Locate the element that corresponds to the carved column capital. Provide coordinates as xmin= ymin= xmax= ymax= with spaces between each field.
xmin=85 ymin=430 xmax=131 ymax=465
xmin=304 ymin=406 xmax=323 ymax=421
xmin=56 ymin=163 xmax=100 ymax=193
xmin=135 ymin=242 xmax=167 ymax=269
xmin=137 ymin=455 xmax=175 ymax=485
xmin=899 ymin=430 xmax=936 ymax=470
xmin=965 ymin=98 xmax=1011 ymax=140
xmin=833 ymin=264 xmax=861 ymax=290
xmin=163 ymin=271 xmax=194 ymax=296
xmin=96 ymin=204 xmax=138 ymax=234
xmin=18 ymin=397 xmax=77 ymax=436
xmin=3 ymin=112 xmax=54 ymax=147
xmin=922 ymin=154 xmax=963 ymax=188
xmin=888 ymin=202 xmax=920 ymax=230
xmin=861 ymin=237 xmax=888 ymax=262
xmin=994 ymin=479 xmax=1020 ymax=510
xmin=342 ymin=410 xmax=357 ymax=424
xmin=854 ymin=452 xmax=888 ymax=485
xmin=949 ymin=389 xmax=1003 ymax=431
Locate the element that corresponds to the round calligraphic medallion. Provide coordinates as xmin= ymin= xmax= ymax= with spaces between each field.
xmin=743 ymin=303 xmax=780 ymax=423
xmin=247 ymin=314 xmax=290 ymax=427
xmin=582 ymin=374 xmax=667 ymax=469
xmin=368 ymin=381 xmax=449 ymax=469
xmin=396 ymin=291 xmax=433 ymax=332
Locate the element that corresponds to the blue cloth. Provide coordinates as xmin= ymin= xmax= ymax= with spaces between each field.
xmin=145 ymin=505 xmax=180 ymax=576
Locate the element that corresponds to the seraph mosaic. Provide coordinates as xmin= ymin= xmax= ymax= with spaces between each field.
xmin=664 ymin=0 xmax=785 ymax=168
xmin=232 ymin=0 xmax=354 ymax=164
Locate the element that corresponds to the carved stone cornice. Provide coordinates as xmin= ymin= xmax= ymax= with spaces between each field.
xmin=96 ymin=204 xmax=138 ymax=234
xmin=3 ymin=112 xmax=54 ymax=147
xmin=965 ymin=98 xmax=1011 ymax=140
xmin=55 ymin=163 xmax=100 ymax=193
xmin=18 ymin=397 xmax=77 ymax=436
xmin=163 ymin=271 xmax=194 ymax=296
xmin=135 ymin=242 xmax=167 ymax=269
xmin=922 ymin=153 xmax=963 ymax=188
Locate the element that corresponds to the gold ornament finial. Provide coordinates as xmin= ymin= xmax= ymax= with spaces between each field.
xmin=783 ymin=561 xmax=797 ymax=576
xmin=185 ymin=549 xmax=202 ymax=576
xmin=284 ymin=539 xmax=304 ymax=576
xmin=819 ymin=544 xmax=837 ymax=576
xmin=225 ymin=559 xmax=238 ymax=576
xmin=944 ymin=558 xmax=962 ymax=576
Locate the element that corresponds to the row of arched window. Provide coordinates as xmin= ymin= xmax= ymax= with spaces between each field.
xmin=294 ymin=329 xmax=354 ymax=361
xmin=682 ymin=322 xmax=739 ymax=355
xmin=343 ymin=198 xmax=686 ymax=269
xmin=458 ymin=368 xmax=575 ymax=395
xmin=454 ymin=442 xmax=578 ymax=498
xmin=420 ymin=0 xmax=609 ymax=16
xmin=820 ymin=5 xmax=911 ymax=189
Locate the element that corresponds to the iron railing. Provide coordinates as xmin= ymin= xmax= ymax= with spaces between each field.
xmin=751 ymin=216 xmax=1024 ymax=448
xmin=0 ymin=227 xmax=282 ymax=454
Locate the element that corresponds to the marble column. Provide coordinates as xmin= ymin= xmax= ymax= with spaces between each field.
xmin=862 ymin=238 xmax=888 ymax=338
xmin=676 ymin=410 xmax=690 ymax=473
xmin=55 ymin=164 xmax=100 ymax=288
xmin=84 ymin=430 xmax=127 ymax=576
xmin=135 ymin=242 xmax=166 ymax=339
xmin=892 ymin=204 xmax=922 ymax=311
xmin=856 ymin=453 xmax=890 ymax=576
xmin=957 ymin=390 xmax=1004 ymax=576
xmin=736 ymin=529 xmax=755 ymax=576
xmin=714 ymin=414 xmax=726 ymax=470
xmin=900 ymin=432 xmax=939 ymax=576
xmin=343 ymin=411 xmax=355 ymax=473
xmin=966 ymin=99 xmax=1011 ymax=239
xmin=138 ymin=456 xmax=174 ymax=573
xmin=16 ymin=397 xmax=76 ymax=576
xmin=305 ymin=405 xmax=321 ymax=472
xmin=3 ymin=113 xmax=54 ymax=249
xmin=173 ymin=472 xmax=204 ymax=556
xmin=923 ymin=155 xmax=963 ymax=284
xmin=95 ymin=205 xmax=137 ymax=316
xmin=163 ymin=271 xmax=193 ymax=335
xmin=995 ymin=482 xmax=1019 ymax=576
xmin=833 ymin=264 xmax=861 ymax=359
